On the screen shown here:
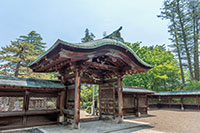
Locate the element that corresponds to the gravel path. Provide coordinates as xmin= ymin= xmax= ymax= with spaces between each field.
xmin=133 ymin=109 xmax=200 ymax=133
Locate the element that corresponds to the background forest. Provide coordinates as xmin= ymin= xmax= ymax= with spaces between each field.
xmin=0 ymin=0 xmax=200 ymax=106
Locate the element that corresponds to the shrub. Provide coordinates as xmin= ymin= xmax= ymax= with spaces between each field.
xmin=86 ymin=106 xmax=91 ymax=114
xmin=81 ymin=101 xmax=92 ymax=109
xmin=183 ymin=80 xmax=200 ymax=90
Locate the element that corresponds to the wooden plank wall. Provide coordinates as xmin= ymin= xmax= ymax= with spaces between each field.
xmin=122 ymin=94 xmax=148 ymax=116
xmin=64 ymin=84 xmax=75 ymax=124
xmin=148 ymin=95 xmax=200 ymax=110
xmin=0 ymin=89 xmax=60 ymax=130
xmin=99 ymin=83 xmax=116 ymax=119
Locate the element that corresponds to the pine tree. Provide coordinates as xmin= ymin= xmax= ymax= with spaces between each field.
xmin=188 ymin=0 xmax=200 ymax=81
xmin=19 ymin=31 xmax=46 ymax=53
xmin=158 ymin=0 xmax=185 ymax=85
xmin=175 ymin=0 xmax=194 ymax=80
xmin=0 ymin=31 xmax=46 ymax=77
xmin=81 ymin=28 xmax=95 ymax=43
xmin=159 ymin=0 xmax=200 ymax=83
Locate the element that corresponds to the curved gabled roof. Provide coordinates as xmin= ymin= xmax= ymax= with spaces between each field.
xmin=29 ymin=38 xmax=153 ymax=70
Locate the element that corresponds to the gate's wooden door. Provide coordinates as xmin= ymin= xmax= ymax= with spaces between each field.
xmin=99 ymin=83 xmax=116 ymax=119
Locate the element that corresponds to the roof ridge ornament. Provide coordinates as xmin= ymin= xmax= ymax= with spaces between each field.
xmin=103 ymin=26 xmax=124 ymax=43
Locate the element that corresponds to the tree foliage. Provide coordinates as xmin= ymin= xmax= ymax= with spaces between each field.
xmin=159 ymin=0 xmax=200 ymax=83
xmin=81 ymin=28 xmax=95 ymax=43
xmin=80 ymin=85 xmax=98 ymax=103
xmin=183 ymin=80 xmax=200 ymax=91
xmin=123 ymin=42 xmax=182 ymax=91
xmin=0 ymin=31 xmax=56 ymax=79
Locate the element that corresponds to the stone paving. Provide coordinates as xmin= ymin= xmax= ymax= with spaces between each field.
xmin=37 ymin=120 xmax=154 ymax=133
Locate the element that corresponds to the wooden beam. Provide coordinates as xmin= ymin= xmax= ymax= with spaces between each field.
xmin=0 ymin=92 xmax=24 ymax=97
xmin=63 ymin=109 xmax=74 ymax=115
xmin=65 ymin=73 xmax=76 ymax=80
xmin=117 ymin=77 xmax=123 ymax=123
xmin=73 ymin=69 xmax=81 ymax=129
xmin=103 ymin=78 xmax=118 ymax=84
xmin=85 ymin=61 xmax=119 ymax=71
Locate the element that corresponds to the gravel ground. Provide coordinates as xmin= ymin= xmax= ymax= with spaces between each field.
xmin=80 ymin=110 xmax=99 ymax=120
xmin=132 ymin=109 xmax=200 ymax=133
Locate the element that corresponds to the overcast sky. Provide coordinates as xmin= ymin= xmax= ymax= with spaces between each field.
xmin=0 ymin=0 xmax=170 ymax=49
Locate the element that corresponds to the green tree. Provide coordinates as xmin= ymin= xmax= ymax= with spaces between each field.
xmin=123 ymin=43 xmax=181 ymax=91
xmin=81 ymin=28 xmax=95 ymax=42
xmin=80 ymin=85 xmax=98 ymax=103
xmin=0 ymin=31 xmax=53 ymax=79
xmin=187 ymin=0 xmax=200 ymax=81
xmin=175 ymin=0 xmax=194 ymax=80
xmin=0 ymin=41 xmax=37 ymax=77
xmin=18 ymin=31 xmax=46 ymax=55
xmin=158 ymin=0 xmax=185 ymax=85
xmin=159 ymin=0 xmax=200 ymax=82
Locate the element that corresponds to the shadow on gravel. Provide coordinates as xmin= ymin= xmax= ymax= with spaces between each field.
xmin=124 ymin=114 xmax=156 ymax=120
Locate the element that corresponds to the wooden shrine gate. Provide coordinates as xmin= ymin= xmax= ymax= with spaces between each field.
xmin=58 ymin=71 xmax=124 ymax=129
xmin=29 ymin=27 xmax=153 ymax=129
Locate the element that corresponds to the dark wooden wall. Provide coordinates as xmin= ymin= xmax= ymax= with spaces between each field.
xmin=123 ymin=94 xmax=148 ymax=116
xmin=148 ymin=95 xmax=200 ymax=110
xmin=0 ymin=88 xmax=60 ymax=130
xmin=99 ymin=83 xmax=117 ymax=119
xmin=0 ymin=84 xmax=149 ymax=130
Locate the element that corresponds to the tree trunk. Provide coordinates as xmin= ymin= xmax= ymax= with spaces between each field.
xmin=193 ymin=14 xmax=199 ymax=81
xmin=176 ymin=0 xmax=194 ymax=80
xmin=14 ymin=47 xmax=23 ymax=77
xmin=174 ymin=28 xmax=185 ymax=85
xmin=14 ymin=61 xmax=21 ymax=77
xmin=172 ymin=12 xmax=185 ymax=85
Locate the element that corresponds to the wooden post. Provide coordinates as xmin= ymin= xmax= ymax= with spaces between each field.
xmin=158 ymin=96 xmax=161 ymax=108
xmin=136 ymin=95 xmax=140 ymax=117
xmin=181 ymin=96 xmax=184 ymax=110
xmin=146 ymin=95 xmax=148 ymax=108
xmin=23 ymin=90 xmax=29 ymax=125
xmin=113 ymin=82 xmax=116 ymax=118
xmin=168 ymin=96 xmax=171 ymax=108
xmin=59 ymin=89 xmax=65 ymax=123
xmin=57 ymin=93 xmax=60 ymax=110
xmin=117 ymin=77 xmax=123 ymax=123
xmin=99 ymin=85 xmax=101 ymax=119
xmin=196 ymin=95 xmax=199 ymax=108
xmin=73 ymin=69 xmax=81 ymax=129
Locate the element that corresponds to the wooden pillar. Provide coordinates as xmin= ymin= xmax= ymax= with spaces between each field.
xmin=57 ymin=93 xmax=60 ymax=110
xmin=59 ymin=89 xmax=65 ymax=123
xmin=168 ymin=96 xmax=171 ymax=108
xmin=113 ymin=82 xmax=116 ymax=118
xmin=136 ymin=95 xmax=140 ymax=117
xmin=117 ymin=77 xmax=123 ymax=123
xmin=181 ymin=96 xmax=184 ymax=110
xmin=196 ymin=95 xmax=199 ymax=108
xmin=146 ymin=95 xmax=148 ymax=108
xmin=158 ymin=96 xmax=161 ymax=108
xmin=73 ymin=69 xmax=81 ymax=129
xmin=23 ymin=90 xmax=29 ymax=125
xmin=98 ymin=85 xmax=101 ymax=119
